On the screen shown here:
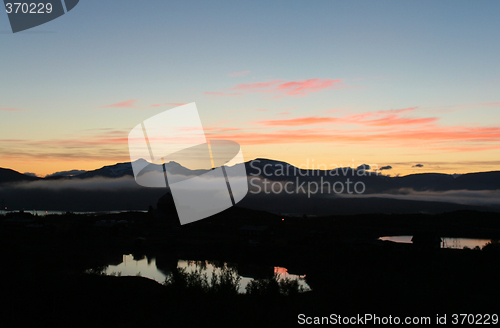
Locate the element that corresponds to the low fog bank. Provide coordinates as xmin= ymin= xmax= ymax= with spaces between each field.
xmin=2 ymin=175 xmax=500 ymax=215
xmin=238 ymin=192 xmax=500 ymax=216
xmin=0 ymin=177 xmax=166 ymax=211
xmin=240 ymin=177 xmax=500 ymax=215
xmin=339 ymin=189 xmax=500 ymax=207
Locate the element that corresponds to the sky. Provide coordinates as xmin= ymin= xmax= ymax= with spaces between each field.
xmin=1 ymin=0 xmax=500 ymax=177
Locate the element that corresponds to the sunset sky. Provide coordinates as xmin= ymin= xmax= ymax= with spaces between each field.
xmin=1 ymin=0 xmax=500 ymax=177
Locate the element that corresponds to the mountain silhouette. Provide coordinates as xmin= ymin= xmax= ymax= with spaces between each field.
xmin=1 ymin=159 xmax=500 ymax=214
xmin=0 ymin=168 xmax=40 ymax=184
xmin=2 ymin=158 xmax=500 ymax=191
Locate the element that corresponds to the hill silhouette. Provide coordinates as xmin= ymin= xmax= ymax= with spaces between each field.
xmin=1 ymin=158 xmax=500 ymax=214
xmin=3 ymin=158 xmax=500 ymax=191
xmin=0 ymin=168 xmax=40 ymax=184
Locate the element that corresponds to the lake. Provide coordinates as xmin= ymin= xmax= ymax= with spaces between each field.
xmin=104 ymin=254 xmax=312 ymax=294
xmin=0 ymin=210 xmax=146 ymax=216
xmin=379 ymin=235 xmax=492 ymax=249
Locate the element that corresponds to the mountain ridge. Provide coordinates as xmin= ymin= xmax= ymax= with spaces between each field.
xmin=2 ymin=159 xmax=500 ymax=192
xmin=1 ymin=159 xmax=500 ymax=214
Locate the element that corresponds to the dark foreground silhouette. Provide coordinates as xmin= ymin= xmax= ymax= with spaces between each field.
xmin=0 ymin=207 xmax=499 ymax=326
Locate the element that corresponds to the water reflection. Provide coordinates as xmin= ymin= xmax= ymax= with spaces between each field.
xmin=0 ymin=210 xmax=146 ymax=216
xmin=379 ymin=235 xmax=492 ymax=249
xmin=105 ymin=255 xmax=311 ymax=293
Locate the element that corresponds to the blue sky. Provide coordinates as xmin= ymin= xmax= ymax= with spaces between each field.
xmin=1 ymin=0 xmax=500 ymax=176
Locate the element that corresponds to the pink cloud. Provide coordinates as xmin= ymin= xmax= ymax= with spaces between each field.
xmin=480 ymin=102 xmax=500 ymax=107
xmin=255 ymin=107 xmax=433 ymax=127
xmin=0 ymin=129 xmax=134 ymax=163
xmin=363 ymin=115 xmax=438 ymax=126
xmin=8 ymin=122 xmax=500 ymax=153
xmin=432 ymin=145 xmax=500 ymax=152
xmin=228 ymin=70 xmax=250 ymax=77
xmin=207 ymin=124 xmax=500 ymax=150
xmin=379 ymin=107 xmax=417 ymax=114
xmin=203 ymin=127 xmax=242 ymax=132
xmin=232 ymin=78 xmax=343 ymax=98
xmin=204 ymin=91 xmax=243 ymax=97
xmin=99 ymin=100 xmax=138 ymax=108
xmin=0 ymin=106 xmax=26 ymax=111
xmin=150 ymin=102 xmax=187 ymax=107
xmin=257 ymin=117 xmax=338 ymax=126
xmin=275 ymin=78 xmax=342 ymax=97
xmin=332 ymin=107 xmax=417 ymax=117
xmin=232 ymin=80 xmax=283 ymax=91
xmin=206 ymin=78 xmax=347 ymax=98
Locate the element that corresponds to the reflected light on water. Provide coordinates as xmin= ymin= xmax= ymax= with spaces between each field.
xmin=105 ymin=255 xmax=311 ymax=293
xmin=106 ymin=255 xmax=167 ymax=282
xmin=379 ymin=235 xmax=492 ymax=249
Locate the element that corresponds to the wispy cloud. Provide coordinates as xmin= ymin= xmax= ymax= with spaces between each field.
xmin=255 ymin=107 xmax=435 ymax=127
xmin=257 ymin=117 xmax=338 ymax=126
xmin=271 ymin=79 xmax=343 ymax=97
xmin=99 ymin=99 xmax=138 ymax=108
xmin=228 ymin=70 xmax=250 ymax=77
xmin=204 ymin=91 xmax=243 ymax=97
xmin=225 ymin=107 xmax=296 ymax=115
xmin=206 ymin=78 xmax=348 ymax=98
xmin=0 ymin=129 xmax=132 ymax=163
xmin=150 ymin=102 xmax=186 ymax=107
xmin=0 ymin=106 xmax=27 ymax=111
xmin=363 ymin=115 xmax=438 ymax=126
xmin=207 ymin=118 xmax=500 ymax=152
xmin=232 ymin=78 xmax=343 ymax=98
xmin=476 ymin=102 xmax=500 ymax=107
